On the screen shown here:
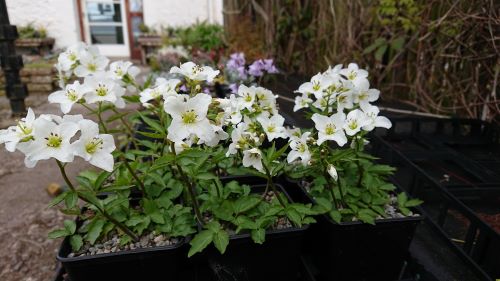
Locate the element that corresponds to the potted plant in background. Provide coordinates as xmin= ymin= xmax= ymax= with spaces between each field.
xmin=286 ymin=63 xmax=424 ymax=281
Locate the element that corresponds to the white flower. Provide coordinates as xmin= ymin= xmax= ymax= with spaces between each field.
xmin=157 ymin=78 xmax=181 ymax=99
xmin=257 ymin=114 xmax=287 ymax=141
xmin=336 ymin=91 xmax=354 ymax=112
xmin=312 ymin=97 xmax=331 ymax=111
xmin=0 ymin=108 xmax=36 ymax=152
xmin=242 ymin=148 xmax=264 ymax=172
xmin=361 ymin=104 xmax=392 ymax=131
xmin=311 ymin=113 xmax=347 ymax=146
xmin=296 ymin=73 xmax=333 ymax=99
xmin=73 ymin=119 xmax=115 ymax=172
xmin=293 ymin=93 xmax=312 ymax=112
xmin=57 ymin=42 xmax=86 ymax=72
xmin=164 ymin=94 xmax=215 ymax=143
xmin=170 ymin=62 xmax=219 ymax=82
xmin=353 ymin=79 xmax=379 ymax=107
xmin=343 ymin=109 xmax=370 ymax=136
xmin=109 ymin=61 xmax=140 ymax=80
xmin=287 ymin=132 xmax=311 ymax=165
xmin=327 ymin=164 xmax=338 ymax=181
xmin=255 ymin=87 xmax=278 ymax=115
xmin=237 ymin=85 xmax=256 ymax=110
xmin=286 ymin=127 xmax=302 ymax=140
xmin=139 ymin=87 xmax=163 ymax=105
xmin=323 ymin=64 xmax=343 ymax=78
xmin=339 ymin=63 xmax=368 ymax=84
xmin=48 ymin=81 xmax=91 ymax=114
xmin=84 ymin=76 xmax=126 ymax=108
xmin=24 ymin=117 xmax=80 ymax=165
xmin=224 ymin=94 xmax=243 ymax=125
xmin=201 ymin=125 xmax=229 ymax=147
xmin=74 ymin=52 xmax=109 ymax=77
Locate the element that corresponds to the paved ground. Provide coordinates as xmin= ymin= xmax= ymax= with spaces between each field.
xmin=0 ymin=94 xmax=91 ymax=281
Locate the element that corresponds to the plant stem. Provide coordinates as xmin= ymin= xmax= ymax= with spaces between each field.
xmin=264 ymin=165 xmax=287 ymax=208
xmin=120 ymin=156 xmax=147 ymax=197
xmin=111 ymin=107 xmax=138 ymax=149
xmin=55 ymin=160 xmax=139 ymax=241
xmin=97 ymin=102 xmax=109 ymax=134
xmin=170 ymin=143 xmax=204 ymax=225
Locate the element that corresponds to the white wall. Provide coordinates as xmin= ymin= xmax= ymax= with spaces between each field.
xmin=6 ymin=0 xmax=80 ymax=49
xmin=143 ymin=0 xmax=223 ymax=29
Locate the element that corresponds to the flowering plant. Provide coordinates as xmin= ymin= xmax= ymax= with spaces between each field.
xmin=0 ymin=42 xmax=315 ymax=258
xmin=223 ymin=52 xmax=279 ymax=94
xmin=287 ymin=63 xmax=422 ymax=224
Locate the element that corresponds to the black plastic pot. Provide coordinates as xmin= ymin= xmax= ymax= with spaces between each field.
xmin=57 ymin=236 xmax=188 ymax=281
xmin=198 ymin=182 xmax=309 ymax=281
xmin=297 ymin=183 xmax=423 ymax=281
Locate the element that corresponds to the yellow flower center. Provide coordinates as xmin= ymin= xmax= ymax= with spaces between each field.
xmin=348 ymin=71 xmax=357 ymax=80
xmin=267 ymin=124 xmax=276 ymax=133
xmin=359 ymin=92 xmax=368 ymax=100
xmin=66 ymin=89 xmax=79 ymax=101
xmin=17 ymin=121 xmax=32 ymax=135
xmin=244 ymin=94 xmax=252 ymax=102
xmin=88 ymin=63 xmax=97 ymax=72
xmin=312 ymin=81 xmax=321 ymax=91
xmin=96 ymin=84 xmax=108 ymax=97
xmin=69 ymin=52 xmax=77 ymax=61
xmin=85 ymin=137 xmax=103 ymax=154
xmin=348 ymin=120 xmax=358 ymax=130
xmin=298 ymin=143 xmax=307 ymax=153
xmin=115 ymin=68 xmax=124 ymax=77
xmin=45 ymin=133 xmax=62 ymax=148
xmin=181 ymin=110 xmax=197 ymax=124
xmin=325 ymin=123 xmax=336 ymax=135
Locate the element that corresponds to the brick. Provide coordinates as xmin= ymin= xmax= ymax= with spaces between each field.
xmin=30 ymin=75 xmax=53 ymax=84
xmin=27 ymin=83 xmax=53 ymax=92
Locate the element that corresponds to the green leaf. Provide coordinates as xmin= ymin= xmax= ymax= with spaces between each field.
xmin=188 ymin=230 xmax=214 ymax=257
xmin=196 ymin=172 xmax=218 ymax=181
xmin=48 ymin=229 xmax=69 ymax=239
xmin=75 ymin=176 xmax=93 ymax=190
xmin=70 ymin=235 xmax=83 ymax=252
xmin=251 ymin=228 xmax=266 ymax=244
xmin=77 ymin=190 xmax=103 ymax=210
xmin=157 ymin=193 xmax=173 ymax=209
xmin=390 ymin=36 xmax=406 ymax=51
xmin=213 ymin=229 xmax=230 ymax=254
xmin=375 ymin=44 xmax=388 ymax=61
xmin=397 ymin=192 xmax=408 ymax=206
xmin=363 ymin=38 xmax=386 ymax=54
xmin=48 ymin=191 xmax=68 ymax=208
xmin=405 ymin=199 xmax=423 ymax=207
xmin=95 ymin=171 xmax=112 ymax=190
xmin=358 ymin=210 xmax=376 ymax=225
xmin=65 ymin=191 xmax=78 ymax=209
xmin=139 ymin=113 xmax=165 ymax=135
xmin=86 ymin=219 xmax=105 ymax=245
xmin=137 ymin=131 xmax=164 ymax=139
xmin=314 ymin=197 xmax=333 ymax=212
xmin=285 ymin=207 xmax=302 ymax=227
xmin=329 ymin=210 xmax=342 ymax=223
xmin=64 ymin=220 xmax=77 ymax=235
xmin=233 ymin=196 xmax=261 ymax=214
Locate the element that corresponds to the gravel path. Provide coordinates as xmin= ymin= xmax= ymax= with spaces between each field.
xmin=0 ymin=94 xmax=91 ymax=281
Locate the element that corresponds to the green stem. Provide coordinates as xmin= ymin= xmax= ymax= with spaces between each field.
xmin=111 ymin=107 xmax=138 ymax=149
xmin=55 ymin=160 xmax=139 ymax=241
xmin=263 ymin=165 xmax=287 ymax=208
xmin=120 ymin=156 xmax=147 ymax=197
xmin=97 ymin=102 xmax=109 ymax=134
xmin=170 ymin=143 xmax=204 ymax=225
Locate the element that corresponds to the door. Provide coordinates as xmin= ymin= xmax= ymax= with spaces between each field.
xmin=81 ymin=0 xmax=130 ymax=57
xmin=125 ymin=0 xmax=144 ymax=60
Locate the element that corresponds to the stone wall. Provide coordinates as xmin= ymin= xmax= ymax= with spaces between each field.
xmin=0 ymin=66 xmax=57 ymax=97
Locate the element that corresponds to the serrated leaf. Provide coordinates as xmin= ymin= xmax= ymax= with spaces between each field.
xmin=188 ymin=230 xmax=214 ymax=257
xmin=251 ymin=228 xmax=265 ymax=244
xmin=86 ymin=219 xmax=105 ymax=245
xmin=139 ymin=113 xmax=165 ymax=135
xmin=285 ymin=208 xmax=302 ymax=227
xmin=48 ymin=229 xmax=69 ymax=239
xmin=329 ymin=210 xmax=342 ymax=223
xmin=213 ymin=229 xmax=229 ymax=254
xmin=405 ymin=199 xmax=423 ymax=207
xmin=64 ymin=220 xmax=76 ymax=235
xmin=70 ymin=235 xmax=83 ymax=252
xmin=48 ymin=192 xmax=68 ymax=208
xmin=196 ymin=172 xmax=218 ymax=181
xmin=314 ymin=197 xmax=333 ymax=212
xmin=65 ymin=192 xmax=78 ymax=209
xmin=233 ymin=196 xmax=261 ymax=214
xmin=397 ymin=192 xmax=408 ymax=206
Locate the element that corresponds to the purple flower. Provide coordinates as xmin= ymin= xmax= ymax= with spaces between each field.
xmin=227 ymin=52 xmax=246 ymax=71
xmin=229 ymin=83 xmax=239 ymax=94
xmin=248 ymin=60 xmax=265 ymax=77
xmin=179 ymin=84 xmax=188 ymax=92
xmin=236 ymin=66 xmax=248 ymax=79
xmin=203 ymin=87 xmax=211 ymax=94
xmin=263 ymin=59 xmax=279 ymax=74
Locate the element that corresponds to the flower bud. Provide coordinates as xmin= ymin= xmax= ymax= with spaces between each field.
xmin=327 ymin=164 xmax=338 ymax=181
